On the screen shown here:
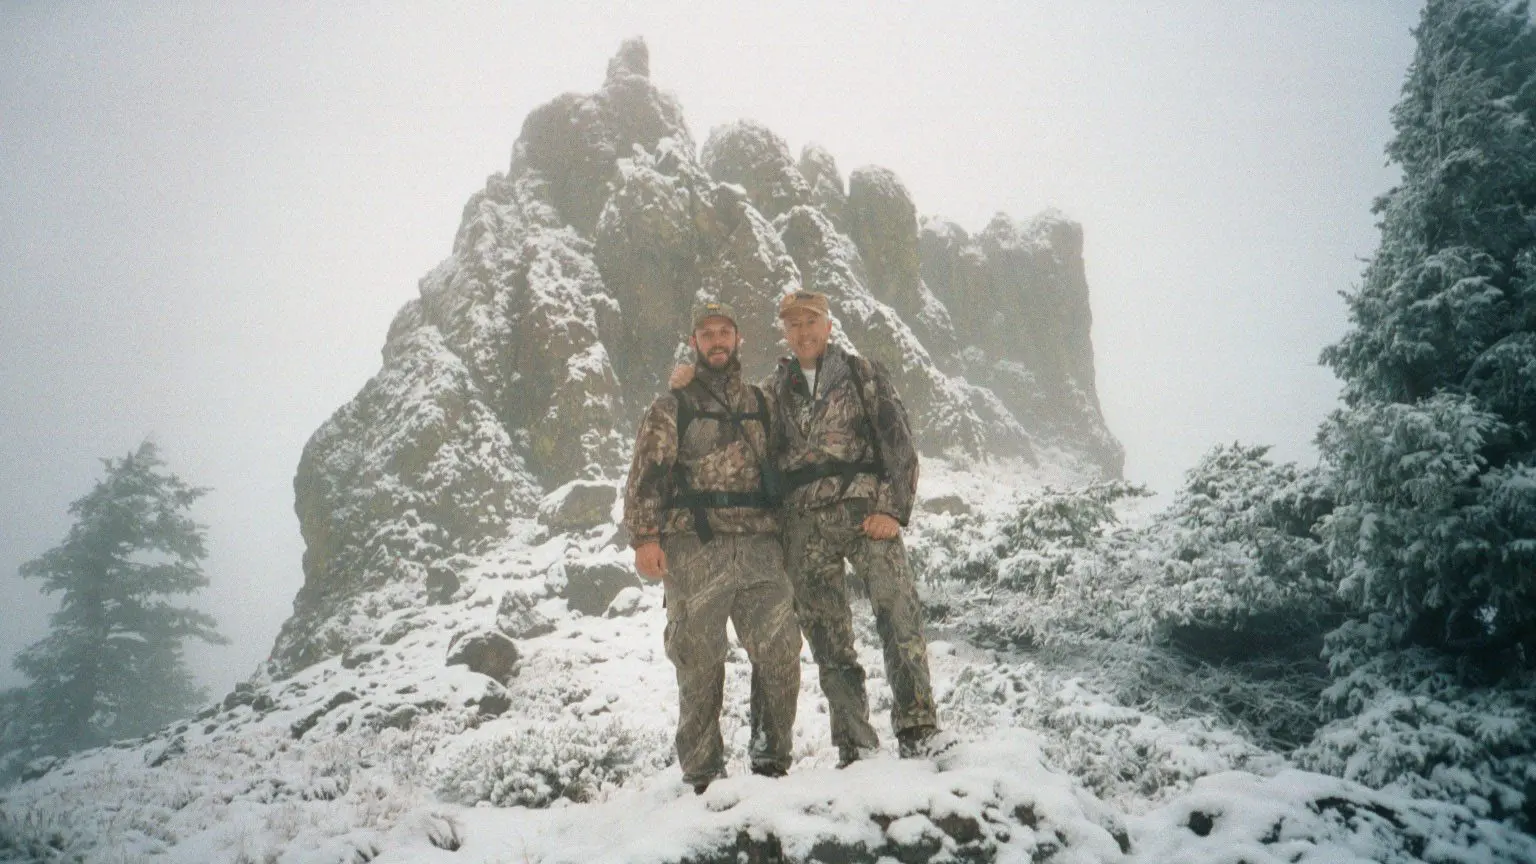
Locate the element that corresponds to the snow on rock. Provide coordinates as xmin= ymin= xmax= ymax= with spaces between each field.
xmin=1133 ymin=769 xmax=1536 ymax=864
xmin=921 ymin=212 xmax=1123 ymax=477
xmin=537 ymin=478 xmax=620 ymax=532
xmin=276 ymin=325 xmax=542 ymax=675
xmin=436 ymin=734 xmax=1129 ymax=864
xmin=798 ymin=142 xmax=848 ymax=229
xmin=700 ymin=120 xmax=812 ymax=221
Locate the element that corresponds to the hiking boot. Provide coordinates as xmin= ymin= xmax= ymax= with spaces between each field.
xmin=836 ymin=744 xmax=880 ymax=768
xmin=687 ymin=772 xmax=723 ymax=795
xmin=897 ymin=726 xmax=956 ymax=759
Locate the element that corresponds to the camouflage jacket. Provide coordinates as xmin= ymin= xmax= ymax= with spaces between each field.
xmin=767 ymin=344 xmax=919 ymax=524
xmin=623 ymin=358 xmax=781 ymax=546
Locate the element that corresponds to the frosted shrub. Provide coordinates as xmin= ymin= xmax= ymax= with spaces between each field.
xmin=1117 ymin=444 xmax=1338 ymax=655
xmin=921 ymin=447 xmax=1339 ymax=749
xmin=1296 ymin=621 xmax=1536 ymax=828
xmin=943 ymin=663 xmax=1280 ymax=806
xmin=434 ymin=719 xmax=669 ymax=807
xmin=918 ymin=481 xmax=1146 ymax=648
xmin=925 ymin=447 xmax=1335 ymax=659
xmin=0 ymin=805 xmax=86 ymax=864
xmin=930 ymin=480 xmax=1146 ymax=591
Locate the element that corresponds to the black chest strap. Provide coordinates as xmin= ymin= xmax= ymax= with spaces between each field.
xmin=782 ymin=355 xmax=885 ymax=497
xmin=668 ymin=385 xmax=775 ymax=543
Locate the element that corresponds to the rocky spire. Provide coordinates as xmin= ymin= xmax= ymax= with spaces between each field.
xmin=270 ymin=40 xmax=1121 ymax=677
xmin=606 ymin=36 xmax=650 ymax=81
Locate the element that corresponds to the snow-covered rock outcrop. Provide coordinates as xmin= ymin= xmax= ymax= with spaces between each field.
xmin=270 ymin=38 xmax=1122 ymax=677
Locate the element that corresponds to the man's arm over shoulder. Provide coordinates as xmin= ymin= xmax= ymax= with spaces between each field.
xmin=622 ymin=393 xmax=680 ymax=548
xmin=860 ymin=358 xmax=919 ymax=525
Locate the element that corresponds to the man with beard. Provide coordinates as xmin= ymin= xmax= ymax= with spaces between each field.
xmin=671 ymin=291 xmax=947 ymax=767
xmin=623 ymin=301 xmax=802 ymax=794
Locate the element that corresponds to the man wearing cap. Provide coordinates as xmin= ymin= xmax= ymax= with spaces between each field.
xmin=671 ymin=291 xmax=945 ymax=766
xmin=622 ymin=301 xmax=802 ymax=794
xmin=772 ymin=290 xmax=943 ymax=765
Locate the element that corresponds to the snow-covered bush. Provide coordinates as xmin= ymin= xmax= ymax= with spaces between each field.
xmin=923 ymin=446 xmax=1336 ymax=661
xmin=927 ymin=480 xmax=1145 ymax=592
xmin=1115 ymin=443 xmax=1337 ymax=656
xmin=433 ymin=719 xmax=669 ymax=808
xmin=0 ymin=804 xmax=87 ymax=864
xmin=919 ymin=446 xmax=1341 ymax=749
xmin=916 ymin=481 xmax=1146 ymax=648
xmin=943 ymin=661 xmax=1282 ymax=807
xmin=1296 ymin=620 xmax=1536 ymax=828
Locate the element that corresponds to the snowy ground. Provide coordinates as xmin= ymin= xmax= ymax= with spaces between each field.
xmin=2 ymin=459 xmax=1531 ymax=863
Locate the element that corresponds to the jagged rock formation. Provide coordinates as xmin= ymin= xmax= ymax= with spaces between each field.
xmin=269 ymin=38 xmax=1122 ymax=677
xmin=923 ymin=214 xmax=1122 ymax=472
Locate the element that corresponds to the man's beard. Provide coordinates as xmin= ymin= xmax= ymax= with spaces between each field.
xmin=695 ymin=345 xmax=739 ymax=371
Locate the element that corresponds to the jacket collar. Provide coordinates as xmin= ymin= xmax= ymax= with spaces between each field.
xmin=779 ymin=344 xmax=852 ymax=399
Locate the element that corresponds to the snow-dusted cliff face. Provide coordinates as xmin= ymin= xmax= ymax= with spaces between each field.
xmin=270 ymin=38 xmax=1122 ymax=678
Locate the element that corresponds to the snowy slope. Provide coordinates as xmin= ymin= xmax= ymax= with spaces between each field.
xmin=3 ymin=460 xmax=1531 ymax=864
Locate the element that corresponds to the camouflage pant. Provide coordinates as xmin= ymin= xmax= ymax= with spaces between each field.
xmin=782 ymin=499 xmax=937 ymax=750
xmin=660 ymin=531 xmax=801 ymax=785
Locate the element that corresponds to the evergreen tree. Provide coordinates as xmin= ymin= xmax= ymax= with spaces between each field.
xmin=1319 ymin=0 xmax=1536 ymax=668
xmin=12 ymin=441 xmax=225 ymax=756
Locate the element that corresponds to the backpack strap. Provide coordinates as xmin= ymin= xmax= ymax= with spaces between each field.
xmin=672 ymin=388 xmax=695 ymax=443
xmin=837 ymin=354 xmax=885 ymax=495
xmin=667 ymin=384 xmax=776 ymax=544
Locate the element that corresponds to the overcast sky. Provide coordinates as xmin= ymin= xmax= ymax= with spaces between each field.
xmin=1 ymin=2 xmax=1420 ymax=695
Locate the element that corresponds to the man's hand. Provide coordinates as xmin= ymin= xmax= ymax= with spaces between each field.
xmin=634 ymin=542 xmax=667 ymax=580
xmin=862 ymin=513 xmax=901 ymax=541
xmin=668 ymin=364 xmax=695 ymax=390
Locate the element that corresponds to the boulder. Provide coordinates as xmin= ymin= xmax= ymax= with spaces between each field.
xmin=468 ymin=680 xmax=512 ymax=718
xmin=340 ymin=646 xmax=384 ymax=670
xmin=379 ymin=705 xmax=418 ymax=731
xmin=222 ymin=681 xmax=258 ymax=711
xmin=921 ymin=494 xmax=972 ymax=516
xmin=424 ymin=562 xmax=461 ymax=604
xmin=496 ymin=590 xmax=556 ymax=640
xmin=605 ymin=586 xmax=644 ymax=618
xmin=538 ymin=480 xmax=618 ymax=532
xmin=445 ymin=630 xmax=520 ymax=685
xmin=562 ymin=560 xmax=643 ymax=616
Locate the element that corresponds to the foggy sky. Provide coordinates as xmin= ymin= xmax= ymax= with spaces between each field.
xmin=0 ymin=2 xmax=1419 ymax=695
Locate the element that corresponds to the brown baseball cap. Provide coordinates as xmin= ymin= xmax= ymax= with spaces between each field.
xmin=690 ymin=300 xmax=738 ymax=331
xmin=778 ymin=290 xmax=829 ymax=319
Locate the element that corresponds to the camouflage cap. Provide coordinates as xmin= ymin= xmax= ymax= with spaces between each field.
xmin=690 ymin=300 xmax=738 ymax=331
xmin=778 ymin=290 xmax=829 ymax=319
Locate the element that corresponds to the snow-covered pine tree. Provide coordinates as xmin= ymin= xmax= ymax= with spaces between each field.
xmin=1319 ymin=0 xmax=1536 ymax=671
xmin=11 ymin=441 xmax=226 ymax=759
xmin=1129 ymin=443 xmax=1336 ymax=657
